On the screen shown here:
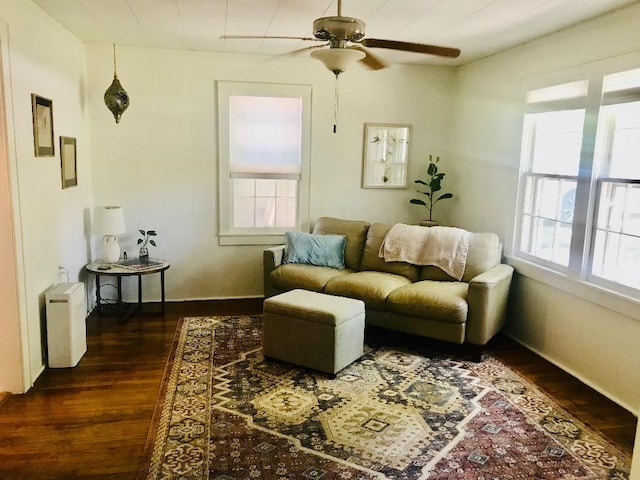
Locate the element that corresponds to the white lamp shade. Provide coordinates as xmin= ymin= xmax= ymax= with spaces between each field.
xmin=311 ymin=48 xmax=366 ymax=74
xmin=93 ymin=206 xmax=125 ymax=236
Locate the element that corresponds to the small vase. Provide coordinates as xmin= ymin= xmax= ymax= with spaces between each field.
xmin=139 ymin=246 xmax=149 ymax=259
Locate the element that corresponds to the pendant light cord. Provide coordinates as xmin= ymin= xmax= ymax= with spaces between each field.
xmin=112 ymin=44 xmax=117 ymax=78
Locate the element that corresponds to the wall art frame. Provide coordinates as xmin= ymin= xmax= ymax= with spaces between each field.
xmin=362 ymin=123 xmax=411 ymax=189
xmin=31 ymin=94 xmax=54 ymax=157
xmin=60 ymin=136 xmax=77 ymax=189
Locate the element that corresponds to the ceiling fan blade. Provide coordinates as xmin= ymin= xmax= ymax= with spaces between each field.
xmin=361 ymin=38 xmax=460 ymax=58
xmin=220 ymin=35 xmax=319 ymax=42
xmin=350 ymin=45 xmax=386 ymax=70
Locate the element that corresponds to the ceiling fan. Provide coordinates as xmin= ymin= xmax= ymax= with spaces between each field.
xmin=221 ymin=0 xmax=460 ymax=75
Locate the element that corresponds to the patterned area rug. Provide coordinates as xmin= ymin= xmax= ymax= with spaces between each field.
xmin=138 ymin=315 xmax=631 ymax=479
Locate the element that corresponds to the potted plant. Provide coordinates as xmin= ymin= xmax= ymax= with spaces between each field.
xmin=410 ymin=154 xmax=454 ymax=226
xmin=137 ymin=229 xmax=157 ymax=258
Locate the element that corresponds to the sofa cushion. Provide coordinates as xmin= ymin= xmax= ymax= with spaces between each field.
xmin=420 ymin=232 xmax=501 ymax=282
xmin=270 ymin=264 xmax=351 ymax=293
xmin=283 ymin=231 xmax=346 ymax=269
xmin=312 ymin=217 xmax=370 ymax=271
xmin=387 ymin=280 xmax=469 ymax=323
xmin=359 ymin=223 xmax=420 ymax=281
xmin=325 ymin=271 xmax=412 ymax=310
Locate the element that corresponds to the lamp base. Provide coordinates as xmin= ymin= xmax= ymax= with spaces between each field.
xmin=103 ymin=235 xmax=121 ymax=263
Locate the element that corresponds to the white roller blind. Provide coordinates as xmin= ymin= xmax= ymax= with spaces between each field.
xmin=229 ymin=95 xmax=302 ymax=174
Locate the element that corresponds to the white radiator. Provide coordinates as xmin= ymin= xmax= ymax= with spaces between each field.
xmin=45 ymin=282 xmax=87 ymax=368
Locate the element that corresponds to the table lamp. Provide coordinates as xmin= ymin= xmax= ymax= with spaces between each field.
xmin=93 ymin=206 xmax=125 ymax=263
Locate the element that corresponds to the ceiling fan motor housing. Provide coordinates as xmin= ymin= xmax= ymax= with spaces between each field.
xmin=313 ymin=16 xmax=365 ymax=42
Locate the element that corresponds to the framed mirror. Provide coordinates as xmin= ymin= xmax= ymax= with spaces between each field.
xmin=362 ymin=123 xmax=411 ymax=188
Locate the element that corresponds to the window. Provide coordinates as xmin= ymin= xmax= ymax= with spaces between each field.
xmin=516 ymin=68 xmax=640 ymax=297
xmin=217 ymin=82 xmax=311 ymax=245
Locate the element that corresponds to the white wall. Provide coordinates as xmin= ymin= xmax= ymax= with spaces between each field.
xmin=450 ymin=4 xmax=640 ymax=412
xmin=85 ymin=45 xmax=456 ymax=301
xmin=0 ymin=1 xmax=93 ymax=391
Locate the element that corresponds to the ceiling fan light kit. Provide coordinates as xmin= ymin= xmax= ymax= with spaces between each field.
xmin=310 ymin=48 xmax=365 ymax=76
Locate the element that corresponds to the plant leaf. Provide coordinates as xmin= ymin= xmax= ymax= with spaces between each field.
xmin=436 ymin=193 xmax=454 ymax=201
xmin=148 ymin=230 xmax=157 ymax=235
xmin=139 ymin=229 xmax=145 ymax=236
xmin=137 ymin=239 xmax=143 ymax=245
xmin=150 ymin=240 xmax=156 ymax=246
xmin=414 ymin=179 xmax=428 ymax=186
xmin=410 ymin=199 xmax=427 ymax=207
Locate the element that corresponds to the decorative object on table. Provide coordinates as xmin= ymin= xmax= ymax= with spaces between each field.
xmin=104 ymin=44 xmax=130 ymax=123
xmin=59 ymin=136 xmax=77 ymax=189
xmin=31 ymin=94 xmax=54 ymax=157
xmin=138 ymin=315 xmax=631 ymax=480
xmin=362 ymin=123 xmax=411 ymax=188
xmin=137 ymin=229 xmax=157 ymax=258
xmin=93 ymin=206 xmax=126 ymax=263
xmin=410 ymin=153 xmax=454 ymax=226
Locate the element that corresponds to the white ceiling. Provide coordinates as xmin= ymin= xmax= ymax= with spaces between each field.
xmin=32 ymin=0 xmax=638 ymax=67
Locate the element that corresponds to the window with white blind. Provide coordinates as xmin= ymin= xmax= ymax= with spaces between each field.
xmin=516 ymin=67 xmax=640 ymax=297
xmin=217 ymin=82 xmax=311 ymax=245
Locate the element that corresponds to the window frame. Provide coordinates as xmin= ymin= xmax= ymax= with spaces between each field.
xmin=512 ymin=59 xmax=640 ymax=317
xmin=217 ymin=81 xmax=312 ymax=246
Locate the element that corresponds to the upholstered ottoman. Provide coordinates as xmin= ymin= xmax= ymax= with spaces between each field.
xmin=263 ymin=289 xmax=365 ymax=375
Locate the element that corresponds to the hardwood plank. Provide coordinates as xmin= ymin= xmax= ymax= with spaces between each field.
xmin=0 ymin=299 xmax=634 ymax=479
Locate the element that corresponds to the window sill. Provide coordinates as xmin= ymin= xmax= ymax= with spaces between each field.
xmin=505 ymin=255 xmax=640 ymax=321
xmin=219 ymin=233 xmax=285 ymax=246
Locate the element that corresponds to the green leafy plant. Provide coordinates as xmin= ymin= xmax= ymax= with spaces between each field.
xmin=410 ymin=154 xmax=454 ymax=222
xmin=137 ymin=229 xmax=157 ymax=248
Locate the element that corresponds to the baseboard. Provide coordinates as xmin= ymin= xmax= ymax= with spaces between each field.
xmin=503 ymin=332 xmax=638 ymax=416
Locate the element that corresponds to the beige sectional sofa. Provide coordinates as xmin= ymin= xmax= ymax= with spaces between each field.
xmin=263 ymin=217 xmax=514 ymax=361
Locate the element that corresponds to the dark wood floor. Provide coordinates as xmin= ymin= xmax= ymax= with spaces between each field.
xmin=0 ymin=299 xmax=635 ymax=479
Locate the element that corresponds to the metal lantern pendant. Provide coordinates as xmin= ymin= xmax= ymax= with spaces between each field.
xmin=104 ymin=44 xmax=129 ymax=123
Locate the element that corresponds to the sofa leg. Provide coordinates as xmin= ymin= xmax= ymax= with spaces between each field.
xmin=469 ymin=344 xmax=484 ymax=363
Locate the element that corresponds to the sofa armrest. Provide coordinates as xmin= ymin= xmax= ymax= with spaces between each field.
xmin=465 ymin=264 xmax=514 ymax=346
xmin=263 ymin=245 xmax=286 ymax=298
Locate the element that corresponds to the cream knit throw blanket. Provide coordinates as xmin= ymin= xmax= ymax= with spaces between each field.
xmin=379 ymin=224 xmax=470 ymax=280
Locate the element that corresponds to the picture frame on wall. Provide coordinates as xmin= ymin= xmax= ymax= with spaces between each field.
xmin=362 ymin=123 xmax=411 ymax=189
xmin=31 ymin=94 xmax=54 ymax=157
xmin=60 ymin=136 xmax=77 ymax=189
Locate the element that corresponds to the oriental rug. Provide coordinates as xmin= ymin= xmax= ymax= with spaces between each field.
xmin=138 ymin=315 xmax=631 ymax=480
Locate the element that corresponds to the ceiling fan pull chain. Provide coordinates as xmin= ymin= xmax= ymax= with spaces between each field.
xmin=333 ymin=73 xmax=339 ymax=133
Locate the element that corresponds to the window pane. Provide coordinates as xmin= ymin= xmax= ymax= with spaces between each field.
xmin=527 ymin=80 xmax=589 ymax=103
xmin=592 ymin=182 xmax=640 ymax=289
xmin=592 ymin=230 xmax=640 ymax=290
xmin=235 ymin=178 xmax=255 ymax=197
xmin=255 ymin=179 xmax=276 ymax=198
xmin=603 ymin=67 xmax=640 ymax=93
xmin=229 ymin=96 xmax=302 ymax=174
xmin=232 ymin=177 xmax=297 ymax=229
xmin=233 ymin=196 xmax=255 ymax=228
xmin=275 ymin=198 xmax=296 ymax=227
xmin=600 ymin=102 xmax=640 ymax=179
xmin=528 ymin=110 xmax=585 ymax=175
xmin=520 ymin=175 xmax=575 ymax=266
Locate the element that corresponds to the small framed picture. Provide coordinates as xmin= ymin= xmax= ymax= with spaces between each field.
xmin=60 ymin=136 xmax=77 ymax=189
xmin=31 ymin=94 xmax=54 ymax=157
xmin=362 ymin=123 xmax=411 ymax=188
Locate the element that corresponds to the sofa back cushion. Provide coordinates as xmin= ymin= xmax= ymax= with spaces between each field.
xmin=420 ymin=232 xmax=501 ymax=282
xmin=359 ymin=223 xmax=420 ymax=281
xmin=312 ymin=217 xmax=370 ymax=271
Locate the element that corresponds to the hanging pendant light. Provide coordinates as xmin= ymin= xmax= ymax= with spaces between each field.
xmin=104 ymin=44 xmax=130 ymax=123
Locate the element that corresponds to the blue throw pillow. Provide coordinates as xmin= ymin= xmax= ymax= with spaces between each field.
xmin=283 ymin=231 xmax=346 ymax=269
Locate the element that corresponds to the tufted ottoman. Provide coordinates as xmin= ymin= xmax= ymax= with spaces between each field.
xmin=263 ymin=289 xmax=365 ymax=375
